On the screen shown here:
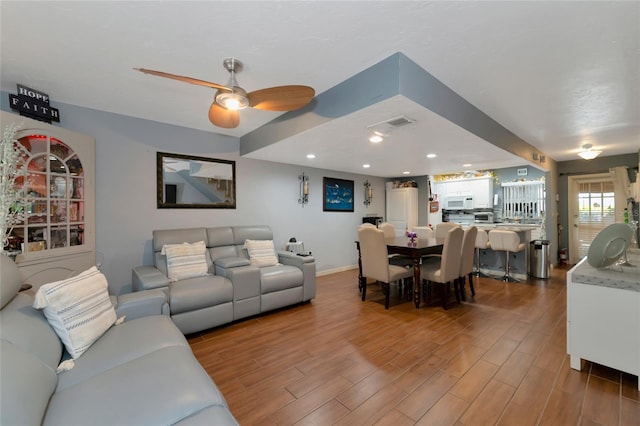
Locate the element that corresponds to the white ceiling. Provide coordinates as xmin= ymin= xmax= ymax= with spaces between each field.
xmin=1 ymin=1 xmax=638 ymax=177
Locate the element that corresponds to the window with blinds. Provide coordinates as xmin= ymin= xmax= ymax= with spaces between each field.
xmin=577 ymin=181 xmax=615 ymax=258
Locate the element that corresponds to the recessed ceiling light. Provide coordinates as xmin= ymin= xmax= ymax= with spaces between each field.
xmin=362 ymin=164 xmax=371 ymax=168
xmin=402 ymin=171 xmax=410 ymax=175
xmin=369 ymin=135 xmax=383 ymax=143
xmin=463 ymin=163 xmax=472 ymax=167
xmin=306 ymin=154 xmax=316 ymax=159
xmin=426 ymin=153 xmax=437 ymax=159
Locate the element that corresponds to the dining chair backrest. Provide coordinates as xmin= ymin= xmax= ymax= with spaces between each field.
xmin=440 ymin=227 xmax=464 ymax=283
xmin=378 ymin=222 xmax=397 ymax=243
xmin=475 ymin=229 xmax=490 ymax=249
xmin=358 ymin=226 xmax=391 ymax=283
xmin=413 ymin=226 xmax=435 ymax=243
xmin=358 ymin=223 xmax=376 ymax=230
xmin=460 ymin=226 xmax=478 ymax=276
xmin=435 ymin=222 xmax=461 ymax=241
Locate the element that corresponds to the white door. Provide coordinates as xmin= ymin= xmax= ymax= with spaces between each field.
xmin=568 ymin=173 xmax=616 ymax=264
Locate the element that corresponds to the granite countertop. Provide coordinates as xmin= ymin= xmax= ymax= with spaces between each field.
xmin=571 ymin=249 xmax=640 ymax=292
xmin=473 ymin=224 xmax=539 ymax=232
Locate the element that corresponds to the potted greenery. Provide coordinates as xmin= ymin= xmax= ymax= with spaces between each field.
xmin=0 ymin=122 xmax=26 ymax=254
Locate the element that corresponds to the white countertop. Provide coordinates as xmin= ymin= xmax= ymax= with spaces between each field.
xmin=570 ymin=249 xmax=640 ymax=292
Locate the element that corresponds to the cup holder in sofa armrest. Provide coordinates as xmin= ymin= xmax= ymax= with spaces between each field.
xmin=278 ymin=251 xmax=315 ymax=264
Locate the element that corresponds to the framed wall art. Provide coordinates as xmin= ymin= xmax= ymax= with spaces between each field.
xmin=323 ymin=177 xmax=354 ymax=212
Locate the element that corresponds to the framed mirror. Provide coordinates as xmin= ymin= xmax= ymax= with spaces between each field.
xmin=157 ymin=151 xmax=236 ymax=209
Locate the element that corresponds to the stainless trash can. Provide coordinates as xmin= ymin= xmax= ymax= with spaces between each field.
xmin=529 ymin=240 xmax=550 ymax=279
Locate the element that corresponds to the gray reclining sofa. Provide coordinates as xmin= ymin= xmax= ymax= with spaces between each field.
xmin=132 ymin=225 xmax=316 ymax=335
xmin=0 ymin=254 xmax=238 ymax=425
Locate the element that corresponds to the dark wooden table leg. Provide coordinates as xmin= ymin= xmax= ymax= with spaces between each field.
xmin=413 ymin=257 xmax=421 ymax=308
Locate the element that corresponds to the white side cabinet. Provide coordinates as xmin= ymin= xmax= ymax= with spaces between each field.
xmin=385 ymin=182 xmax=418 ymax=236
xmin=567 ymin=258 xmax=640 ymax=389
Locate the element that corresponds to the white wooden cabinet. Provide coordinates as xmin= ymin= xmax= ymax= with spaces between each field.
xmin=1 ymin=111 xmax=95 ymax=288
xmin=567 ymin=257 xmax=640 ymax=389
xmin=470 ymin=177 xmax=494 ymax=208
xmin=385 ymin=182 xmax=418 ymax=236
xmin=433 ymin=177 xmax=493 ymax=209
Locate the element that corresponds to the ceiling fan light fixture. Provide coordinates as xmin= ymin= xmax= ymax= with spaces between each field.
xmin=578 ymin=143 xmax=602 ymax=160
xmin=215 ymin=87 xmax=250 ymax=110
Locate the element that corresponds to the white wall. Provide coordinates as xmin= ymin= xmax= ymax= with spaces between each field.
xmin=42 ymin=104 xmax=386 ymax=295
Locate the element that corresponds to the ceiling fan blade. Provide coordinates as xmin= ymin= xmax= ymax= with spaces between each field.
xmin=248 ymin=85 xmax=315 ymax=111
xmin=135 ymin=68 xmax=228 ymax=91
xmin=208 ymin=101 xmax=239 ymax=128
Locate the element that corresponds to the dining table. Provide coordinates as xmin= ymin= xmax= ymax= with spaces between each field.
xmin=387 ymin=237 xmax=444 ymax=308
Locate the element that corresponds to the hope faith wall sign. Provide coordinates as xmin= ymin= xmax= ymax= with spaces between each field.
xmin=9 ymin=84 xmax=60 ymax=123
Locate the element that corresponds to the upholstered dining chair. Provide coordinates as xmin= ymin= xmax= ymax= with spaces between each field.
xmin=458 ymin=226 xmax=478 ymax=301
xmin=488 ymin=230 xmax=526 ymax=282
xmin=358 ymin=226 xmax=413 ymax=309
xmin=420 ymin=226 xmax=464 ymax=310
xmin=355 ymin=223 xmax=377 ymax=293
xmin=413 ymin=226 xmax=435 ymax=244
xmin=435 ymin=222 xmax=461 ymax=243
xmin=379 ymin=222 xmax=412 ymax=267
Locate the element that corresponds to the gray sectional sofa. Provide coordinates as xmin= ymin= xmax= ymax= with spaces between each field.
xmin=0 ymin=253 xmax=238 ymax=426
xmin=132 ymin=225 xmax=316 ymax=335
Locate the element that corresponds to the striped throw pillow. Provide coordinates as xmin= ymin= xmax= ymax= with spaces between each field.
xmin=33 ymin=266 xmax=117 ymax=359
xmin=161 ymin=240 xmax=210 ymax=282
xmin=244 ymin=239 xmax=280 ymax=267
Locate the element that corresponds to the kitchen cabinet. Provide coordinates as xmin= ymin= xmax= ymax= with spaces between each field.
xmin=433 ymin=177 xmax=493 ymax=209
xmin=567 ymin=253 xmax=639 ymax=389
xmin=470 ymin=177 xmax=494 ymax=208
xmin=386 ymin=182 xmax=418 ymax=236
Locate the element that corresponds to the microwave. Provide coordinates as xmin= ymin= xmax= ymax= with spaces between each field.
xmin=445 ymin=195 xmax=474 ymax=210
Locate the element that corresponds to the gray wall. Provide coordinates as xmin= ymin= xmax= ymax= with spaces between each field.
xmin=2 ymin=96 xmax=387 ymax=295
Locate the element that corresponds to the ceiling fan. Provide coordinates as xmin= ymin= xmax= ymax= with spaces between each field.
xmin=135 ymin=58 xmax=315 ymax=129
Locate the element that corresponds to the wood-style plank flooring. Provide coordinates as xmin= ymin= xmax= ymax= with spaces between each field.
xmin=189 ymin=266 xmax=639 ymax=425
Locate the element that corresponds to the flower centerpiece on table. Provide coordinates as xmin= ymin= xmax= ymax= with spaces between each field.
xmin=0 ymin=123 xmax=26 ymax=252
xmin=405 ymin=231 xmax=417 ymax=243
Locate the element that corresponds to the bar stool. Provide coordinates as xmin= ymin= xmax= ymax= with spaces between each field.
xmin=488 ymin=230 xmax=526 ymax=282
xmin=474 ymin=229 xmax=491 ymax=278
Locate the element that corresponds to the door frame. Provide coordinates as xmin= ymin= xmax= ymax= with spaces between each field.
xmin=567 ymin=172 xmax=613 ymax=264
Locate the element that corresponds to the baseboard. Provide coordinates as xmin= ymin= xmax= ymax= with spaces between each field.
xmin=316 ymin=264 xmax=358 ymax=277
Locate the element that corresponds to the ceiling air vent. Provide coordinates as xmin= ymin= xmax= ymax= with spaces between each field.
xmin=367 ymin=115 xmax=416 ymax=135
xmin=385 ymin=115 xmax=415 ymax=127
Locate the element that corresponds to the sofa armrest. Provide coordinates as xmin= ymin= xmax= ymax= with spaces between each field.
xmin=112 ymin=290 xmax=169 ymax=320
xmin=277 ymin=251 xmax=314 ymax=268
xmin=132 ymin=265 xmax=170 ymax=292
xmin=278 ymin=251 xmax=316 ymax=301
xmin=215 ymin=257 xmax=251 ymax=269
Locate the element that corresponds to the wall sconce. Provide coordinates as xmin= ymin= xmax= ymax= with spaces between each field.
xmin=298 ymin=172 xmax=309 ymax=206
xmin=364 ymin=180 xmax=373 ymax=207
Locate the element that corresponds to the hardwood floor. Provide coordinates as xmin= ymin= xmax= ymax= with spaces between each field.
xmin=189 ymin=266 xmax=639 ymax=425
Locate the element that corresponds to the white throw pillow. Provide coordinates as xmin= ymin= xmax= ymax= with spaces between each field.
xmin=33 ymin=266 xmax=117 ymax=359
xmin=161 ymin=240 xmax=210 ymax=282
xmin=244 ymin=239 xmax=280 ymax=267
